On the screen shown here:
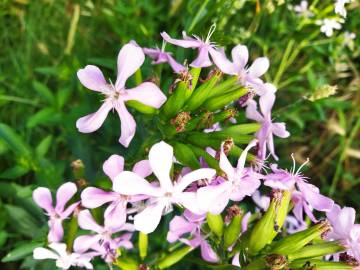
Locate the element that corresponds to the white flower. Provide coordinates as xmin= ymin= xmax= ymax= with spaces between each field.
xmin=319 ymin=18 xmax=343 ymax=37
xmin=343 ymin=31 xmax=356 ymax=49
xmin=293 ymin=1 xmax=314 ymax=17
xmin=335 ymin=0 xmax=351 ymax=18
xmin=33 ymin=243 xmax=93 ymax=269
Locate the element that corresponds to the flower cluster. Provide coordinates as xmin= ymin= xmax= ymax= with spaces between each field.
xmin=32 ymin=28 xmax=359 ymax=270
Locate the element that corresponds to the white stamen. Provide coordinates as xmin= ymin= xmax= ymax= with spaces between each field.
xmin=205 ymin=23 xmax=216 ymax=43
xmin=295 ymin=157 xmax=310 ymax=176
xmin=161 ymin=40 xmax=167 ymax=52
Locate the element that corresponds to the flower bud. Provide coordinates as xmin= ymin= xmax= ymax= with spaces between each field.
xmin=265 ymin=254 xmax=288 ymax=270
xmin=126 ymin=100 xmax=159 ymax=114
xmin=172 ymin=141 xmax=201 ymax=169
xmin=289 ymin=259 xmax=355 ymax=270
xmin=288 ymin=241 xmax=346 ymax=261
xmin=138 ymin=232 xmax=148 ymax=260
xmin=207 ymin=213 xmax=224 ymax=238
xmin=224 ymin=205 xmax=244 ymax=248
xmin=221 ymin=123 xmax=261 ymax=136
xmin=71 ymin=159 xmax=85 ymax=179
xmin=270 ymin=220 xmax=332 ymax=255
xmin=202 ymin=87 xmax=247 ymax=111
xmin=191 ymin=145 xmax=221 ymax=172
xmin=157 ymin=246 xmax=193 ymax=269
xmin=206 ymin=76 xmax=239 ymax=99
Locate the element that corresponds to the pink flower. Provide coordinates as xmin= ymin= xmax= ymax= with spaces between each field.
xmin=264 ymin=156 xmax=334 ymax=222
xmin=161 ymin=25 xmax=221 ymax=68
xmin=113 ymin=141 xmax=216 ymax=233
xmin=211 ymin=44 xmax=271 ymax=95
xmin=143 ymin=42 xmax=186 ymax=73
xmin=33 ymin=242 xmax=94 ymax=269
xmin=197 ymin=140 xmax=262 ymax=214
xmin=73 ymin=210 xmax=134 ymax=255
xmin=167 ymin=210 xmax=219 ymax=263
xmin=76 ymin=42 xmax=167 ymax=147
xmin=81 ymin=155 xmax=151 ymax=230
xmin=327 ymin=204 xmax=360 ymax=262
xmin=246 ymin=93 xmax=290 ymax=160
xmin=33 ymin=182 xmax=79 ymax=243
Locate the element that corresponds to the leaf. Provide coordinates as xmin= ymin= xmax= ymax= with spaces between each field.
xmin=4 ymin=205 xmax=40 ymax=237
xmin=26 ymin=108 xmax=59 ymax=128
xmin=0 ymin=165 xmax=29 ymax=179
xmin=56 ymin=87 xmax=72 ymax=110
xmin=0 ymin=231 xmax=8 ymax=248
xmin=1 ymin=242 xmax=42 ymax=263
xmin=0 ymin=123 xmax=32 ymax=158
xmin=32 ymin=81 xmax=55 ymax=105
xmin=35 ymin=135 xmax=53 ymax=157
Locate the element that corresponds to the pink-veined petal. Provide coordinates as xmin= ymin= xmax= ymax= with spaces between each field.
xmin=297 ymin=182 xmax=334 ymax=212
xmin=104 ymin=200 xmax=127 ymax=232
xmin=74 ymin=234 xmax=102 ymax=253
xmin=335 ymin=207 xmax=356 ymax=238
xmin=81 ymin=187 xmax=118 ymax=208
xmin=132 ymin=160 xmax=152 ymax=178
xmin=48 ymin=219 xmax=64 ymax=243
xmin=197 ymin=182 xmax=231 ymax=214
xmin=272 ymin=122 xmax=290 ymax=138
xmin=134 ymin=201 xmax=166 ymax=233
xmin=113 ymin=171 xmax=161 ymax=197
xmin=200 ymin=239 xmax=219 ymax=263
xmin=77 ymin=65 xmax=107 ymax=92
xmin=167 ymin=216 xmax=195 ymax=243
xmin=259 ymin=92 xmax=275 ymax=118
xmin=77 ymin=210 xmax=104 ymax=233
xmin=61 ymin=202 xmax=80 ymax=219
xmin=209 ymin=48 xmax=236 ymax=75
xmin=175 ymin=168 xmax=216 ymax=192
xmin=124 ymin=82 xmax=166 ymax=109
xmin=33 ymin=187 xmax=54 ymax=214
xmin=161 ymin=32 xmax=200 ymax=48
xmin=114 ymin=101 xmax=136 ymax=147
xmin=76 ymin=101 xmax=112 ymax=133
xmin=103 ymin=154 xmax=124 ymax=181
xmin=231 ymin=44 xmax=248 ymax=69
xmin=115 ymin=43 xmax=145 ymax=90
xmin=148 ymin=141 xmax=174 ymax=192
xmin=245 ymin=100 xmax=264 ymax=122
xmin=190 ymin=46 xmax=212 ymax=68
xmin=247 ymin=57 xmax=270 ymax=78
xmin=55 ymin=182 xmax=77 ymax=213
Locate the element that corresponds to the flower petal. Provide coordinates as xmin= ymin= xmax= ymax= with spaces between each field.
xmin=74 ymin=235 xmax=102 ymax=254
xmin=124 ymin=82 xmax=167 ymax=109
xmin=55 ymin=182 xmax=77 ymax=213
xmin=247 ymin=57 xmax=270 ymax=78
xmin=77 ymin=210 xmax=103 ymax=233
xmin=197 ymin=182 xmax=231 ymax=214
xmin=148 ymin=141 xmax=174 ymax=192
xmin=132 ymin=160 xmax=152 ymax=178
xmin=33 ymin=247 xmax=59 ymax=260
xmin=134 ymin=202 xmax=166 ymax=233
xmin=103 ymin=154 xmax=124 ymax=181
xmin=200 ymin=240 xmax=219 ymax=263
xmin=175 ymin=168 xmax=216 ymax=192
xmin=76 ymin=101 xmax=112 ymax=133
xmin=167 ymin=215 xmax=195 ymax=243
xmin=272 ymin=122 xmax=290 ymax=138
xmin=113 ymin=171 xmax=161 ymax=197
xmin=219 ymin=143 xmax=236 ymax=180
xmin=190 ymin=47 xmax=212 ymax=68
xmin=178 ymin=192 xmax=205 ymax=214
xmin=114 ymin=101 xmax=136 ymax=147
xmin=245 ymin=100 xmax=264 ymax=122
xmin=33 ymin=187 xmax=54 ymax=214
xmin=259 ymin=92 xmax=275 ymax=117
xmin=236 ymin=139 xmax=257 ymax=173
xmin=81 ymin=187 xmax=118 ymax=208
xmin=115 ymin=43 xmax=145 ymax=90
xmin=209 ymin=48 xmax=236 ymax=75
xmin=166 ymin=54 xmax=186 ymax=73
xmin=48 ymin=219 xmax=64 ymax=243
xmin=104 ymin=201 xmax=127 ymax=232
xmin=297 ymin=182 xmax=334 ymax=212
xmin=161 ymin=32 xmax=200 ymax=48
xmin=77 ymin=65 xmax=107 ymax=92
xmin=231 ymin=44 xmax=248 ymax=69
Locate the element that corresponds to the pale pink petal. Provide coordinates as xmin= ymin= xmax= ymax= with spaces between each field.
xmin=77 ymin=210 xmax=104 ymax=233
xmin=297 ymin=182 xmax=334 ymax=212
xmin=115 ymin=43 xmax=145 ymax=90
xmin=230 ymin=178 xmax=260 ymax=201
xmin=245 ymin=100 xmax=264 ymax=122
xmin=236 ymin=140 xmax=257 ymax=173
xmin=33 ymin=187 xmax=54 ymax=214
xmin=175 ymin=168 xmax=216 ymax=192
xmin=76 ymin=101 xmax=112 ymax=133
xmin=48 ymin=243 xmax=68 ymax=258
xmin=166 ymin=54 xmax=186 ymax=73
xmin=161 ymin=32 xmax=200 ymax=48
xmin=74 ymin=234 xmax=102 ymax=253
xmin=200 ymin=240 xmax=219 ymax=263
xmin=267 ymin=133 xmax=278 ymax=160
xmin=113 ymin=171 xmax=161 ymax=197
xmin=231 ymin=44 xmax=248 ymax=69
xmin=242 ymin=212 xmax=251 ymax=232
xmin=326 ymin=204 xmax=341 ymax=225
xmin=232 ymin=252 xmax=240 ymax=267
xmin=148 ymin=141 xmax=174 ymax=192
xmin=209 ymin=48 xmax=236 ymax=75
xmin=77 ymin=65 xmax=107 ymax=92
xmin=302 ymin=200 xmax=318 ymax=222
xmin=104 ymin=200 xmax=127 ymax=232
xmin=33 ymin=247 xmax=59 ymax=260
xmin=81 ymin=187 xmax=118 ymax=208
xmin=134 ymin=202 xmax=166 ymax=233
xmin=103 ymin=154 xmax=124 ymax=181
xmin=336 ymin=207 xmax=356 ymax=238
xmin=143 ymin=47 xmax=161 ymax=58
xmin=167 ymin=216 xmax=195 ymax=243
xmin=259 ymin=92 xmax=275 ymax=117
xmin=219 ymin=143 xmax=235 ymax=179
xmin=197 ymin=182 xmax=231 ymax=214
xmin=61 ymin=202 xmax=80 ymax=219
xmin=132 ymin=160 xmax=152 ymax=178
xmin=179 ymin=192 xmax=206 ymax=215
xmin=190 ymin=47 xmax=212 ymax=68
xmin=272 ymin=123 xmax=290 ymax=138
xmin=55 ymin=182 xmax=77 ymax=213
xmin=48 ymin=219 xmax=63 ymax=243
xmin=247 ymin=57 xmax=270 ymax=78
xmin=123 ymin=82 xmax=166 ymax=109
xmin=114 ymin=101 xmax=136 ymax=147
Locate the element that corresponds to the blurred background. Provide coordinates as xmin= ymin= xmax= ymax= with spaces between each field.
xmin=0 ymin=0 xmax=359 ymax=269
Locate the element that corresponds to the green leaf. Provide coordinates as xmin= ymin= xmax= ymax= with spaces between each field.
xmin=4 ymin=205 xmax=40 ymax=237
xmin=0 ymin=123 xmax=32 ymax=158
xmin=2 ymin=242 xmax=42 ymax=263
xmin=32 ymin=81 xmax=55 ymax=105
xmin=56 ymin=87 xmax=72 ymax=110
xmin=35 ymin=135 xmax=53 ymax=157
xmin=0 ymin=231 xmax=8 ymax=248
xmin=0 ymin=165 xmax=29 ymax=179
xmin=26 ymin=108 xmax=58 ymax=128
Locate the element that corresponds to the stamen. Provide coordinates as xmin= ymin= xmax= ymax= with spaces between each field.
xmin=161 ymin=40 xmax=167 ymax=52
xmin=295 ymin=157 xmax=310 ymax=175
xmin=205 ymin=23 xmax=216 ymax=43
xmin=290 ymin=153 xmax=296 ymax=175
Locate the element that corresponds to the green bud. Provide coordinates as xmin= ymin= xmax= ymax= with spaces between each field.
xmin=186 ymin=132 xmax=222 ymax=149
xmin=207 ymin=213 xmax=224 ymax=238
xmin=138 ymin=232 xmax=148 ymax=260
xmin=221 ymin=123 xmax=261 ymax=136
xmin=211 ymin=108 xmax=237 ymax=124
xmin=270 ymin=220 xmax=332 ymax=255
xmin=157 ymin=246 xmax=193 ymax=269
xmin=224 ymin=206 xmax=243 ymax=248
xmin=202 ymin=87 xmax=247 ymax=111
xmin=228 ymin=145 xmax=256 ymax=162
xmin=184 ymin=69 xmax=222 ymax=111
xmin=171 ymin=141 xmax=201 ymax=169
xmin=269 ymin=190 xmax=291 ymax=241
xmin=242 ymin=257 xmax=268 ymax=270
xmin=126 ymin=100 xmax=159 ymax=114
xmin=206 ymin=131 xmax=253 ymax=145
xmin=114 ymin=257 xmax=138 ymax=270
xmin=191 ymin=145 xmax=221 ymax=172
xmin=189 ymin=67 xmax=202 ymax=90
xmin=289 ymin=259 xmax=355 ymax=270
xmin=207 ymin=76 xmax=239 ymax=99
xmin=288 ymin=240 xmax=345 ymax=261
xmin=71 ymin=159 xmax=85 ymax=179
